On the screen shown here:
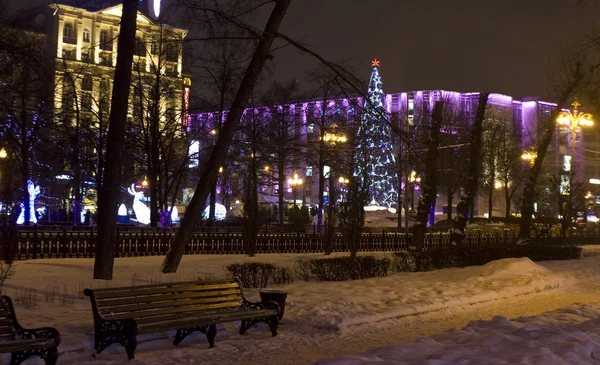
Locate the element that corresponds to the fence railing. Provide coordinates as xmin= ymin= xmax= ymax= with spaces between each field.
xmin=0 ymin=227 xmax=598 ymax=260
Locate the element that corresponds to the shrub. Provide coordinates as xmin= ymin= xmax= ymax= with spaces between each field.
xmin=294 ymin=256 xmax=391 ymax=281
xmin=0 ymin=262 xmax=15 ymax=294
xmin=225 ymin=262 xmax=294 ymax=288
xmin=392 ymin=244 xmax=582 ymax=272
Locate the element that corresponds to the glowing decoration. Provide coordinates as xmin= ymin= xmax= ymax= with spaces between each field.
xmin=371 ymin=59 xmax=380 ymax=67
xmin=355 ymin=59 xmax=398 ymax=208
xmin=147 ymin=0 xmax=161 ymax=18
xmin=118 ymin=204 xmax=128 ymax=216
xmin=128 ymin=184 xmax=151 ymax=225
xmin=17 ymin=180 xmax=40 ymax=224
xmin=0 ymin=148 xmax=7 ymax=159
xmin=169 ymin=206 xmax=179 ymax=223
xmin=203 ymin=203 xmax=227 ymax=221
xmin=590 ymin=179 xmax=600 ymax=185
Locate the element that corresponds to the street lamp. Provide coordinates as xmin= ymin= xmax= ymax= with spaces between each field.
xmin=408 ymin=171 xmax=420 ymax=210
xmin=557 ymin=100 xmax=594 ymax=184
xmin=141 ymin=177 xmax=149 ymax=187
xmin=317 ymin=125 xmax=347 ymax=232
xmin=288 ymin=173 xmax=303 ymax=208
xmin=0 ymin=148 xmax=6 ymax=159
xmin=521 ymin=149 xmax=537 ymax=166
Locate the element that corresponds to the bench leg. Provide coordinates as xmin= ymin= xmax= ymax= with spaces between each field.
xmin=206 ymin=324 xmax=217 ymax=348
xmin=10 ymin=347 xmax=57 ymax=365
xmin=268 ymin=315 xmax=279 ymax=337
xmin=239 ymin=320 xmax=247 ymax=335
xmin=124 ymin=336 xmax=137 ymax=360
xmin=43 ymin=347 xmax=58 ymax=365
xmin=174 ymin=326 xmax=206 ymax=346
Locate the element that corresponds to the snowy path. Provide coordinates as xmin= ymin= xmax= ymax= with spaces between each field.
xmin=4 ymin=249 xmax=600 ymax=364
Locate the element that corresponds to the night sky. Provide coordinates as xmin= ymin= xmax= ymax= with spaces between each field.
xmin=9 ymin=0 xmax=600 ymax=99
xmin=275 ymin=0 xmax=599 ymax=98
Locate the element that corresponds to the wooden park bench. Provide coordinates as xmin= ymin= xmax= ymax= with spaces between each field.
xmin=0 ymin=296 xmax=60 ymax=365
xmin=84 ymin=279 xmax=280 ymax=360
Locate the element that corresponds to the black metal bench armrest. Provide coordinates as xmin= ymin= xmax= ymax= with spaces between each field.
xmin=17 ymin=327 xmax=61 ymax=346
xmin=243 ymin=298 xmax=280 ymax=318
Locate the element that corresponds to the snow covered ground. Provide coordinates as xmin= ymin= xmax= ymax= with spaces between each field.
xmin=317 ymin=303 xmax=600 ymax=365
xmin=4 ymin=246 xmax=600 ymax=364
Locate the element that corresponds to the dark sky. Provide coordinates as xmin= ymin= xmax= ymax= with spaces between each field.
xmin=274 ymin=0 xmax=599 ymax=98
xmin=10 ymin=0 xmax=600 ymax=99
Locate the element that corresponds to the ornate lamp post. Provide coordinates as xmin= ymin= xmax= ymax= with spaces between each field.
xmin=316 ymin=125 xmax=347 ymax=232
xmin=557 ymin=100 xmax=594 ymax=187
xmin=288 ymin=173 xmax=303 ymax=208
xmin=521 ymin=149 xmax=537 ymax=167
xmin=408 ymin=171 xmax=420 ymax=210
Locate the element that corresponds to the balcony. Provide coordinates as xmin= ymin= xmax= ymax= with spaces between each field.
xmin=100 ymin=42 xmax=113 ymax=51
xmin=62 ymin=36 xmax=76 ymax=45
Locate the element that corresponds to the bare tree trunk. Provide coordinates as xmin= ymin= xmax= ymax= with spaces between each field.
xmin=161 ymin=0 xmax=292 ymax=273
xmin=94 ymin=0 xmax=138 ymax=280
xmin=451 ymin=93 xmax=489 ymax=246
xmin=488 ymin=166 xmax=494 ymax=220
xmin=149 ymin=77 xmax=161 ymax=228
xmin=19 ymin=69 xmax=30 ymax=226
xmin=446 ymin=179 xmax=453 ymax=222
xmin=517 ymin=66 xmax=582 ymax=244
xmin=504 ymin=186 xmax=511 ymax=219
xmin=208 ymin=183 xmax=217 ymax=226
xmin=410 ymin=101 xmax=444 ymax=252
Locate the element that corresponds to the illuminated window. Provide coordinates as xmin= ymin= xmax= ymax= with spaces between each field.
xmin=63 ymin=23 xmax=76 ymax=44
xmin=83 ymin=28 xmax=90 ymax=43
xmin=306 ymin=166 xmax=313 ymax=177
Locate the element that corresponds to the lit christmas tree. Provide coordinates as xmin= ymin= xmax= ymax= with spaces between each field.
xmin=355 ymin=59 xmax=398 ymax=208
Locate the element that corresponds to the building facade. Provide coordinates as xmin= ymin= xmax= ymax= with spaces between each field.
xmin=192 ymin=87 xmax=597 ymax=223
xmin=10 ymin=1 xmax=188 ymax=219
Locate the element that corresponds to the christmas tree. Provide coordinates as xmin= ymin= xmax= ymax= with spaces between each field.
xmin=355 ymin=59 xmax=398 ymax=208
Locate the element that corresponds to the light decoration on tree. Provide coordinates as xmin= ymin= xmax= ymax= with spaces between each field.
xmin=17 ymin=180 xmax=40 ymax=224
xmin=203 ymin=203 xmax=226 ymax=221
xmin=355 ymin=59 xmax=398 ymax=208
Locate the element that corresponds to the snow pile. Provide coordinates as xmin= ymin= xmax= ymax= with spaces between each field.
xmin=317 ymin=303 xmax=600 ymax=365
xmin=0 ymin=254 xmax=579 ymax=364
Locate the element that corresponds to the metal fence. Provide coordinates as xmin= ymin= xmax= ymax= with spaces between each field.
xmin=0 ymin=227 xmax=598 ymax=260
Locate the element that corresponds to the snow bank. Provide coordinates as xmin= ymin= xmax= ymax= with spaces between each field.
xmin=0 ymin=254 xmax=578 ymax=364
xmin=317 ymin=303 xmax=600 ymax=365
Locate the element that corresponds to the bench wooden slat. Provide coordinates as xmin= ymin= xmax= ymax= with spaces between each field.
xmin=96 ymin=289 xmax=242 ymax=308
xmin=0 ymin=338 xmax=56 ymax=353
xmin=99 ymin=295 xmax=242 ymax=315
xmin=108 ymin=301 xmax=241 ymax=321
xmin=90 ymin=280 xmax=236 ymax=294
xmin=0 ymin=326 xmax=15 ymax=336
xmin=94 ymin=283 xmax=240 ymax=300
xmin=137 ymin=310 xmax=275 ymax=334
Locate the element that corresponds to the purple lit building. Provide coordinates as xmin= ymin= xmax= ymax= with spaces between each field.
xmin=192 ymin=89 xmax=597 ymax=223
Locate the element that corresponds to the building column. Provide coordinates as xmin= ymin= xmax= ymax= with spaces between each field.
xmin=111 ymin=26 xmax=118 ymax=66
xmin=76 ymin=19 xmax=83 ymax=61
xmin=57 ymin=16 xmax=65 ymax=58
xmin=93 ymin=23 xmax=101 ymax=64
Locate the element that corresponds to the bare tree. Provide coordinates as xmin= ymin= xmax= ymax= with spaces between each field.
xmin=162 ymin=0 xmax=292 ymax=273
xmin=94 ymin=0 xmax=138 ymax=280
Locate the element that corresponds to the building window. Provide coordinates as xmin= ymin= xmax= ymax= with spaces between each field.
xmin=306 ymin=166 xmax=313 ymax=177
xmin=81 ymin=75 xmax=92 ymax=91
xmin=100 ymin=30 xmax=112 ymax=51
xmin=81 ymin=93 xmax=92 ymax=112
xmin=81 ymin=50 xmax=91 ymax=63
xmin=83 ymin=28 xmax=90 ymax=43
xmin=135 ymin=37 xmax=146 ymax=57
xmin=63 ymin=23 xmax=76 ymax=44
xmin=166 ymin=44 xmax=179 ymax=62
xmin=307 ymin=123 xmax=314 ymax=134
